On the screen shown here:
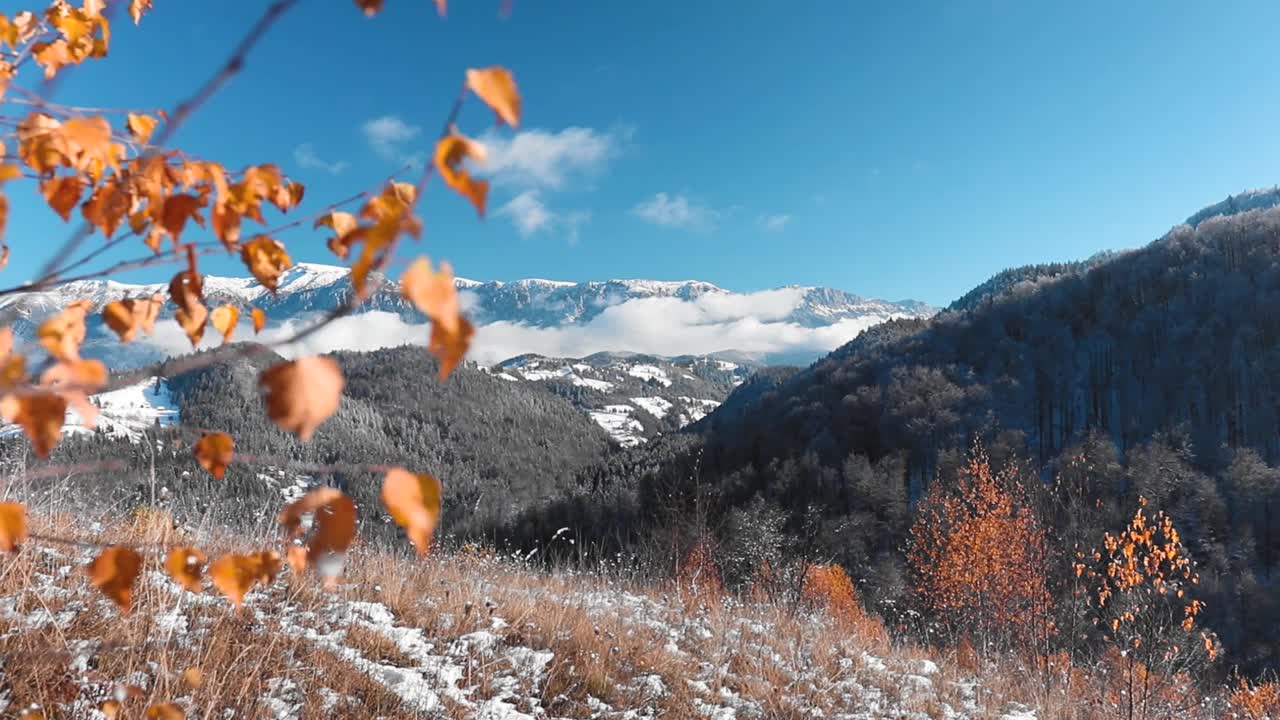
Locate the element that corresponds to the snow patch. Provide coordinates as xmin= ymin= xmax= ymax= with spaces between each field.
xmin=588 ymin=410 xmax=645 ymax=447
xmin=627 ymin=364 xmax=672 ymax=387
xmin=631 ymin=396 xmax=673 ymax=420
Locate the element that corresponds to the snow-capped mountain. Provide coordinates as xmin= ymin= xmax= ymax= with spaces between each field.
xmin=0 ymin=263 xmax=935 ymax=368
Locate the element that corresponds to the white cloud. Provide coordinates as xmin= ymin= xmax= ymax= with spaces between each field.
xmin=497 ymin=191 xmax=591 ymax=244
xmin=498 ymin=191 xmax=554 ymax=236
xmin=136 ymin=290 xmax=901 ymax=370
xmin=479 ymin=126 xmax=618 ymax=189
xmin=631 ymin=192 xmax=717 ymax=231
xmin=293 ymin=143 xmax=348 ymax=175
xmin=464 ymin=293 xmax=889 ymax=365
xmin=144 ymin=312 xmax=424 ymax=360
xmin=757 ymin=213 xmax=791 ymax=232
xmin=362 ymin=115 xmax=422 ymax=160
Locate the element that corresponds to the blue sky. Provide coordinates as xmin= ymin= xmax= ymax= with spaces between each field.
xmin=6 ymin=0 xmax=1280 ymax=307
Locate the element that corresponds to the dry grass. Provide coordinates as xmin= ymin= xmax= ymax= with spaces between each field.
xmin=0 ymin=512 xmax=1229 ymax=719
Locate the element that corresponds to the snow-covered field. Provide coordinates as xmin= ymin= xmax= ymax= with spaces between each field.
xmin=587 ymin=409 xmax=645 ymax=448
xmin=0 ymin=377 xmax=178 ymax=442
xmin=0 ymin=527 xmax=1050 ymax=719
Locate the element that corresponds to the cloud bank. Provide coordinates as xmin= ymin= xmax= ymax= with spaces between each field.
xmin=138 ymin=290 xmax=886 ymax=367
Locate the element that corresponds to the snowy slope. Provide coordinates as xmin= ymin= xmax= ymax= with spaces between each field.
xmin=490 ymin=353 xmax=749 ymax=446
xmin=0 ymin=534 xmax=1051 ymax=719
xmin=0 ymin=377 xmax=178 ymax=442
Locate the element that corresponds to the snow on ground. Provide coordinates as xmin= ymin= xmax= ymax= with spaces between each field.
xmin=630 ymin=396 xmax=673 ymax=420
xmin=677 ymin=397 xmax=721 ymax=424
xmin=0 ymin=538 xmax=1049 ymax=719
xmin=0 ymin=377 xmax=179 ymax=442
xmin=256 ymin=470 xmax=315 ymax=504
xmin=587 ymin=409 xmax=645 ymax=447
xmin=572 ymin=376 xmax=615 ymax=391
xmin=626 ymin=364 xmax=671 ymax=387
xmin=517 ymin=365 xmax=575 ymax=382
xmin=505 ymin=361 xmax=616 ymax=392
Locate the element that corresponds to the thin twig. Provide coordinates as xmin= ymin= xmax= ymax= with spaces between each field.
xmin=13 ymin=458 xmax=129 ymax=482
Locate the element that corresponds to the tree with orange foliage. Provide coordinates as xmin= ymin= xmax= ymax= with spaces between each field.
xmin=1075 ymin=499 xmax=1220 ymax=720
xmin=907 ymin=439 xmax=1053 ymax=659
xmin=1228 ymin=672 xmax=1280 ymax=720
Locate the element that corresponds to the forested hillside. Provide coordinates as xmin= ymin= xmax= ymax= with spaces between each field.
xmin=6 ymin=346 xmax=613 ymax=542
xmin=505 ymin=206 xmax=1280 ymax=677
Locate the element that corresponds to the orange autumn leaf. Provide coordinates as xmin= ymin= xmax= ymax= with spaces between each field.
xmin=37 ymin=298 xmax=92 ymax=360
xmin=144 ymin=703 xmax=184 ymax=720
xmin=259 ymin=356 xmax=344 ymax=441
xmin=278 ymin=487 xmax=345 ymax=539
xmin=286 ymin=544 xmax=308 ymax=574
xmin=0 ymin=501 xmax=27 ymax=552
xmin=251 ymin=307 xmax=266 ymax=334
xmin=466 ymin=67 xmax=521 ymax=128
xmin=208 ymin=553 xmax=259 ymax=607
xmin=0 ymin=328 xmax=25 ymax=389
xmin=41 ymin=175 xmax=83 ymax=221
xmin=211 ymin=201 xmax=241 ymax=250
xmin=354 ymin=0 xmax=383 ymax=16
xmin=0 ymin=15 xmax=17 ymax=50
xmin=253 ymin=550 xmax=282 ymax=584
xmin=129 ymin=0 xmax=153 ymax=24
xmin=193 ymin=432 xmax=233 ymax=479
xmin=175 ymin=304 xmax=207 ymax=347
xmin=210 ymin=304 xmax=239 ymax=345
xmin=241 ymin=236 xmax=292 ymax=292
xmin=40 ymin=358 xmax=107 ymax=429
xmin=100 ymin=700 xmax=121 ymax=719
xmin=0 ymin=391 xmax=66 ymax=457
xmin=158 ymin=193 xmax=206 ymax=247
xmin=401 ymin=257 xmax=460 ymax=335
xmin=164 ymin=547 xmax=206 ymax=593
xmin=32 ymin=39 xmax=74 ymax=80
xmin=434 ymin=132 xmax=488 ymax=217
xmin=314 ymin=211 xmax=358 ymax=260
xmin=428 ymin=314 xmax=474 ymax=380
xmin=125 ymin=113 xmax=157 ymax=144
xmin=102 ymin=294 xmax=163 ymax=343
xmin=268 ymin=181 xmax=304 ymax=213
xmin=181 ymin=667 xmax=203 ymax=689
xmin=381 ymin=468 xmax=443 ymax=556
xmin=312 ymin=493 xmax=356 ymax=557
xmin=168 ymin=269 xmax=203 ymax=313
xmin=169 ymin=269 xmax=207 ymax=347
xmin=82 ymin=180 xmax=130 ymax=238
xmin=345 ymin=183 xmax=422 ymax=298
xmin=87 ymin=546 xmax=143 ymax=612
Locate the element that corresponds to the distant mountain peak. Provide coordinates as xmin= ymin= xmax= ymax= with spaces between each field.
xmin=0 ymin=264 xmax=934 ymax=368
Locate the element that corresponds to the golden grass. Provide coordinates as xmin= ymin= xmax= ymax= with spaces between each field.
xmin=0 ymin=512 xmax=1230 ymax=719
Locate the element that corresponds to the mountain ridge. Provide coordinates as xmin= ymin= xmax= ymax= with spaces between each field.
xmin=0 ymin=263 xmax=935 ymax=367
